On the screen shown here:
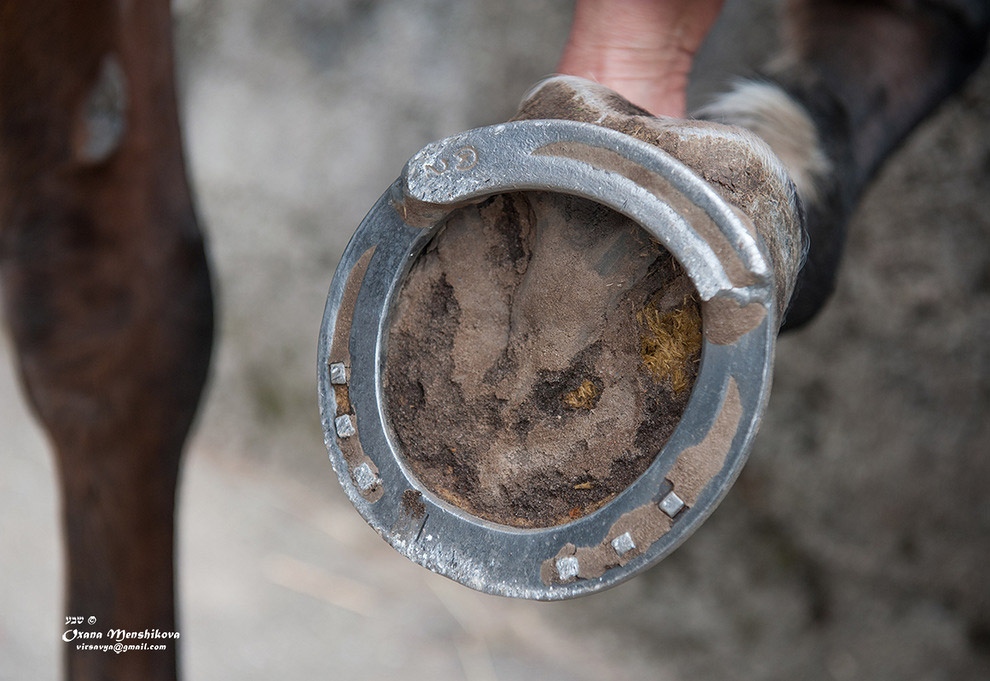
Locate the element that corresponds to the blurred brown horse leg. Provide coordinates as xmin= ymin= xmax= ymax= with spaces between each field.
xmin=701 ymin=0 xmax=990 ymax=329
xmin=0 ymin=2 xmax=213 ymax=680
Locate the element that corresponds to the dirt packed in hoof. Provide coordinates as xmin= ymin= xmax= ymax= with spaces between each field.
xmin=384 ymin=192 xmax=702 ymax=528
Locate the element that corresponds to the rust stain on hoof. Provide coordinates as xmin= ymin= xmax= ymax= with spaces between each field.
xmin=702 ymin=297 xmax=767 ymax=345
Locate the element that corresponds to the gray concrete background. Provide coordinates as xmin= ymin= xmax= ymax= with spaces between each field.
xmin=2 ymin=0 xmax=988 ymax=679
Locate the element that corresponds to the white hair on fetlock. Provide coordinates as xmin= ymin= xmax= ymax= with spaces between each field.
xmin=519 ymin=75 xmax=569 ymax=106
xmin=519 ymin=75 xmax=634 ymax=124
xmin=697 ymin=80 xmax=831 ymax=206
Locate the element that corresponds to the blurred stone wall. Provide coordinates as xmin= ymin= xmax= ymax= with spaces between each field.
xmin=172 ymin=0 xmax=573 ymax=473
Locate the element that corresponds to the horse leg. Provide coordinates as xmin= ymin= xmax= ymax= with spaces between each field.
xmin=0 ymin=2 xmax=213 ymax=679
xmin=699 ymin=0 xmax=990 ymax=328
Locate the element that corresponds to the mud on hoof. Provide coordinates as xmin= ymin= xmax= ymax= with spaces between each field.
xmin=385 ymin=191 xmax=702 ymax=528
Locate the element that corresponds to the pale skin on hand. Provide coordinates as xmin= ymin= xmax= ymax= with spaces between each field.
xmin=557 ymin=0 xmax=725 ymax=118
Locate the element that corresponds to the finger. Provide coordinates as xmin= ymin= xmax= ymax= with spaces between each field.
xmin=557 ymin=0 xmax=724 ymax=117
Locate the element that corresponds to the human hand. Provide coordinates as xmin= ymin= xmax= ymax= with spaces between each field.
xmin=557 ymin=0 xmax=724 ymax=118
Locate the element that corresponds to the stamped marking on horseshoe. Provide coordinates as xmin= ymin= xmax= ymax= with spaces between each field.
xmin=424 ymin=146 xmax=478 ymax=175
xmin=425 ymin=158 xmax=448 ymax=175
xmin=453 ymin=145 xmax=478 ymax=171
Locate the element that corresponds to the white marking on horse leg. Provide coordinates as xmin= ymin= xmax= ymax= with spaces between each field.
xmin=698 ymin=80 xmax=831 ymax=207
